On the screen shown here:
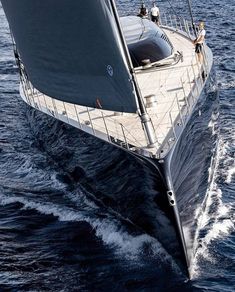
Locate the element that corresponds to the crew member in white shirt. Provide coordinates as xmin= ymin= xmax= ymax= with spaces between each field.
xmin=193 ymin=21 xmax=206 ymax=63
xmin=150 ymin=2 xmax=160 ymax=25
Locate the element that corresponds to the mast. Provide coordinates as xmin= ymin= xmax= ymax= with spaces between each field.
xmin=109 ymin=0 xmax=157 ymax=148
xmin=186 ymin=0 xmax=197 ymax=36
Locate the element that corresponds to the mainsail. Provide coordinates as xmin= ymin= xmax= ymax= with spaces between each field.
xmin=1 ymin=0 xmax=138 ymax=113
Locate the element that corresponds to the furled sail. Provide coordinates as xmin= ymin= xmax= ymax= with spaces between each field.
xmin=1 ymin=0 xmax=138 ymax=113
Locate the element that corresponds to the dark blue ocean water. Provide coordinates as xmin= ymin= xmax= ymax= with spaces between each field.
xmin=0 ymin=0 xmax=234 ymax=291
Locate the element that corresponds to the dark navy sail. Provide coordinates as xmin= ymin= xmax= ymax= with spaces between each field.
xmin=1 ymin=0 xmax=138 ymax=113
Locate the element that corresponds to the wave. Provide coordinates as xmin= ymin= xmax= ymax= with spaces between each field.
xmin=0 ymin=190 xmax=180 ymax=272
xmin=223 ymin=133 xmax=235 ymax=184
xmin=190 ymin=135 xmax=235 ymax=278
xmin=226 ymin=166 xmax=235 ymax=184
xmin=218 ymin=80 xmax=235 ymax=90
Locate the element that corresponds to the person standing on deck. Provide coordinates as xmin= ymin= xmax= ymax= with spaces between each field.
xmin=193 ymin=21 xmax=206 ymax=64
xmin=138 ymin=2 xmax=148 ymax=18
xmin=150 ymin=2 xmax=160 ymax=25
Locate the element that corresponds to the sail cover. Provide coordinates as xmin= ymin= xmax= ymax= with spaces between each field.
xmin=1 ymin=0 xmax=138 ymax=113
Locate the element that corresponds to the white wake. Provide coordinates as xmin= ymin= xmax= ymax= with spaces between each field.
xmin=0 ymin=188 xmax=179 ymax=272
xmin=190 ymin=135 xmax=235 ymax=278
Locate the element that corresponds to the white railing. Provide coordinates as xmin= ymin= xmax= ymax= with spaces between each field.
xmin=150 ymin=59 xmax=207 ymax=156
xmin=20 ymin=71 xmax=147 ymax=151
xmin=160 ymin=13 xmax=195 ymax=39
xmin=160 ymin=13 xmax=209 ymax=74
xmin=16 ymin=14 xmax=210 ymax=158
xmin=136 ymin=13 xmax=209 ymax=156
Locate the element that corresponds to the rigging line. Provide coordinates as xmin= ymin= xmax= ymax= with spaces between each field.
xmin=186 ymin=0 xmax=197 ymax=36
xmin=139 ymin=17 xmax=146 ymax=40
xmin=166 ymin=0 xmax=180 ymax=18
xmin=109 ymin=0 xmax=150 ymax=117
xmin=138 ymin=1 xmax=147 ymax=40
xmin=165 ymin=0 xmax=191 ymax=39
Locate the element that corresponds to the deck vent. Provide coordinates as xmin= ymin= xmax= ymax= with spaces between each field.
xmin=145 ymin=94 xmax=157 ymax=108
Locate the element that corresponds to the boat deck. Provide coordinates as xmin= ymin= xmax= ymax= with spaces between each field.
xmin=20 ymin=17 xmax=212 ymax=158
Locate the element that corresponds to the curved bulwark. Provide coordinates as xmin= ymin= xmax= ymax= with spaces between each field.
xmin=1 ymin=0 xmax=138 ymax=113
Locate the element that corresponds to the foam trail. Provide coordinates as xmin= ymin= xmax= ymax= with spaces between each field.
xmin=226 ymin=166 xmax=235 ymax=184
xmin=219 ymin=79 xmax=235 ymax=90
xmin=221 ymin=133 xmax=235 ymax=184
xmin=190 ymin=136 xmax=235 ymax=278
xmin=0 ymin=191 xmax=179 ymax=271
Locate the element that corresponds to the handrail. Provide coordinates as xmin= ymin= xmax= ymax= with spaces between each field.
xmin=14 ymin=13 xmax=209 ymax=157
xmin=21 ymin=78 xmax=146 ymax=148
xmin=119 ymin=122 xmax=144 ymax=147
xmin=160 ymin=13 xmax=194 ymax=39
xmin=18 ymin=57 xmax=205 ymax=157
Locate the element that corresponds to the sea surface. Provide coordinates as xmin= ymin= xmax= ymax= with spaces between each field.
xmin=0 ymin=0 xmax=234 ymax=291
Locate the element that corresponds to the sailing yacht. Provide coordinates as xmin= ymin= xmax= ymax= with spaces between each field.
xmin=1 ymin=0 xmax=215 ymax=277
